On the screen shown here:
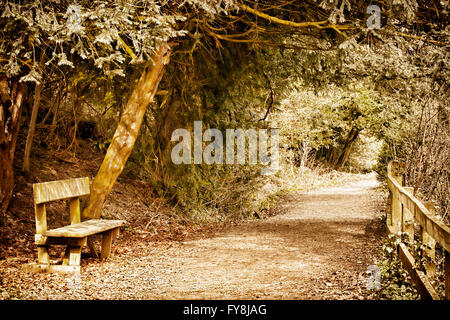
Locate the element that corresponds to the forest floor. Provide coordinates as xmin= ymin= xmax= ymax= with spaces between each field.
xmin=0 ymin=168 xmax=386 ymax=299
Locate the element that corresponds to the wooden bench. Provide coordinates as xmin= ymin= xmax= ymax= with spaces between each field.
xmin=23 ymin=177 xmax=126 ymax=273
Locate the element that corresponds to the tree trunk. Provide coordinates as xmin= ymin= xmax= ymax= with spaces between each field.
xmin=327 ymin=146 xmax=339 ymax=165
xmin=82 ymin=43 xmax=172 ymax=220
xmin=23 ymin=53 xmax=45 ymax=174
xmin=0 ymin=76 xmax=27 ymax=215
xmin=334 ymin=127 xmax=360 ymax=171
xmin=23 ymin=81 xmax=43 ymax=174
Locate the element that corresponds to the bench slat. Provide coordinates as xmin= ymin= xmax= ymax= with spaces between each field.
xmin=33 ymin=177 xmax=90 ymax=204
xmin=44 ymin=219 xmax=125 ymax=238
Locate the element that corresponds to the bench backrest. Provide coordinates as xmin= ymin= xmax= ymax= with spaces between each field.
xmin=32 ymin=177 xmax=90 ymax=234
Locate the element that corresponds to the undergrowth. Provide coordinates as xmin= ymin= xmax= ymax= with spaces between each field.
xmin=375 ymin=233 xmax=420 ymax=300
xmin=374 ymin=231 xmax=449 ymax=300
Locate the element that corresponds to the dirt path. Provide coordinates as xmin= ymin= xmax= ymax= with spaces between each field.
xmin=0 ymin=174 xmax=386 ymax=300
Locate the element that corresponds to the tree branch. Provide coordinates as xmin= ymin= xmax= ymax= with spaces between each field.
xmin=259 ymin=71 xmax=274 ymax=121
xmin=238 ymin=3 xmax=348 ymax=31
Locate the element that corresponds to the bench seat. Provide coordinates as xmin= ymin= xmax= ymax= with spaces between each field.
xmin=44 ymin=219 xmax=126 ymax=238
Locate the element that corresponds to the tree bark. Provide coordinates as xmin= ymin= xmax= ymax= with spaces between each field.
xmin=23 ymin=81 xmax=43 ymax=174
xmin=0 ymin=76 xmax=27 ymax=215
xmin=334 ymin=127 xmax=360 ymax=171
xmin=23 ymin=53 xmax=45 ymax=174
xmin=82 ymin=43 xmax=172 ymax=220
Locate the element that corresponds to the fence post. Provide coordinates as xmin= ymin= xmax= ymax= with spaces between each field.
xmin=390 ymin=161 xmax=402 ymax=232
xmin=421 ymin=201 xmax=436 ymax=278
xmin=387 ymin=160 xmax=449 ymax=300
xmin=402 ymin=187 xmax=414 ymax=242
xmin=386 ymin=191 xmax=393 ymax=227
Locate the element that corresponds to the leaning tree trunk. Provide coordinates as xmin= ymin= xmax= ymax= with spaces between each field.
xmin=82 ymin=43 xmax=172 ymax=220
xmin=0 ymin=76 xmax=27 ymax=216
xmin=334 ymin=127 xmax=360 ymax=171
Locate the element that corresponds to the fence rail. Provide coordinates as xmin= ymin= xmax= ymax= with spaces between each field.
xmin=386 ymin=160 xmax=450 ymax=300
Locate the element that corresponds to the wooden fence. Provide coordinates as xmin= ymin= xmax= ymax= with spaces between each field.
xmin=386 ymin=160 xmax=450 ymax=299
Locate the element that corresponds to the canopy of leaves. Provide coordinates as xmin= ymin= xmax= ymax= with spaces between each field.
xmin=1 ymin=0 xmax=448 ymax=219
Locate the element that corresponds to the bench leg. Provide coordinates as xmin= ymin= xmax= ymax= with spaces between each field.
xmin=62 ymin=237 xmax=87 ymax=266
xmin=101 ymin=230 xmax=114 ymax=260
xmin=37 ymin=245 xmax=50 ymax=264
xmin=63 ymin=246 xmax=83 ymax=266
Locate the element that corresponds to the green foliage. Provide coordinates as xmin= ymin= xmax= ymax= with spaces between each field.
xmin=2 ymin=0 xmax=447 ymax=225
xmin=163 ymin=164 xmax=265 ymax=222
xmin=0 ymin=0 xmax=235 ymax=83
xmin=347 ymin=134 xmax=383 ymax=172
xmin=274 ymin=84 xmax=390 ymax=170
xmin=90 ymin=137 xmax=111 ymax=153
xmin=376 ymin=234 xmax=420 ymax=300
xmin=120 ymin=42 xmax=272 ymax=221
xmin=376 ymin=231 xmax=449 ymax=300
